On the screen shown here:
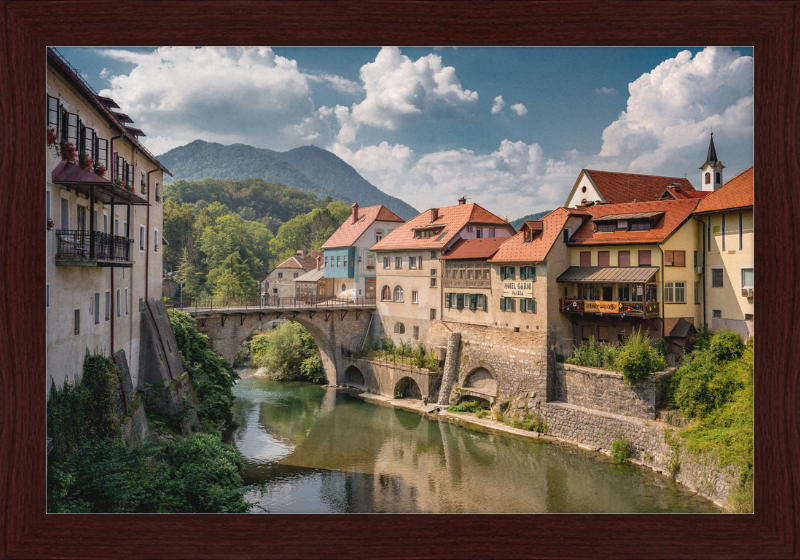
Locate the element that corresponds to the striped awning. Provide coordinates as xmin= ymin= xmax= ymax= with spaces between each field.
xmin=556 ymin=266 xmax=658 ymax=284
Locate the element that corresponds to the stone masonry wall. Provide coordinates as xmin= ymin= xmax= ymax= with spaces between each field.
xmin=555 ymin=363 xmax=674 ymax=420
xmin=544 ymin=402 xmax=738 ymax=508
xmin=341 ymin=357 xmax=442 ymax=400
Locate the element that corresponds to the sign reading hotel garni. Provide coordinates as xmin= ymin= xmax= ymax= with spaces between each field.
xmin=503 ymin=281 xmax=533 ymax=298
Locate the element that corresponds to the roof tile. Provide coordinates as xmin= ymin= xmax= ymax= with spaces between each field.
xmin=584 ymin=170 xmax=698 ymax=204
xmin=321 ymin=205 xmax=404 ymax=249
xmin=439 ymin=237 xmax=508 ymax=260
xmin=694 ymin=167 xmax=753 ymax=214
xmin=490 ymin=207 xmax=578 ymax=263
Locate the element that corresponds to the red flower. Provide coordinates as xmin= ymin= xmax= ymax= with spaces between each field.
xmin=47 ymin=127 xmax=60 ymax=147
xmin=59 ymin=141 xmax=77 ymax=162
xmin=93 ymin=163 xmax=107 ymax=177
xmin=78 ymin=152 xmax=94 ymax=171
xmin=47 ymin=217 xmax=55 ymax=231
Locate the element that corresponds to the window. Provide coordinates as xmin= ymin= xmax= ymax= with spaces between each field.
xmin=716 ymin=172 xmax=721 ymax=184
xmin=375 ymin=230 xmax=383 ymax=243
xmin=468 ymin=294 xmax=477 ymax=311
xmin=664 ymin=250 xmax=685 ymax=267
xmin=116 ymin=289 xmax=121 ymax=317
xmin=630 ymin=222 xmax=651 ymax=231
xmin=155 ymin=181 xmax=160 ymax=201
xmin=712 ymin=309 xmax=722 ymax=319
xmin=430 ymin=278 xmax=437 ymax=287
xmin=94 ymin=293 xmax=100 ymax=323
xmin=721 ymin=215 xmax=726 ymax=251
xmin=431 ymin=251 xmax=437 ymax=259
xmin=499 ymin=297 xmax=516 ymax=312
xmin=476 ymin=228 xmax=482 ymax=238
xmin=705 ymin=172 xmax=711 ymax=184
xmin=343 ymin=256 xmax=347 ymax=268
xmin=521 ymin=298 xmax=536 ymax=313
xmin=738 ymin=212 xmax=743 ymax=250
xmin=500 ymin=266 xmax=515 ymax=280
xmin=395 ymin=257 xmax=402 ymax=269
xmin=46 ymin=284 xmax=50 ymax=307
xmin=467 ymin=263 xmax=474 ymax=280
xmin=617 ymin=284 xmax=630 ymax=301
xmin=394 ymin=322 xmax=406 ymax=334
xmin=139 ymin=225 xmax=145 ymax=251
xmin=597 ymin=223 xmax=615 ymax=233
xmin=563 ymin=229 xmax=569 ymax=243
xmin=74 ymin=309 xmax=80 ymax=335
xmin=580 ymin=252 xmax=591 ymax=267
xmin=598 ymin=251 xmax=610 ymax=268
xmin=294 ymin=273 xmax=300 ymax=279
xmin=618 ymin=250 xmax=630 ymax=267
xmin=431 ymin=268 xmax=437 ymax=276
xmin=383 ymin=257 xmax=390 ymax=269
xmin=125 ymin=288 xmax=129 ymax=315
xmin=103 ymin=214 xmax=108 ymax=233
xmin=325 ymin=257 xmax=328 ymax=267
xmin=444 ymin=293 xmax=451 ymax=308
xmin=582 ymin=325 xmax=592 ymax=341
xmin=598 ymin=326 xmax=609 ymax=342
xmin=277 ymin=272 xmax=283 ymax=279
xmin=154 ymin=227 xmax=159 ymax=252
xmin=741 ymin=268 xmax=754 ymax=288
xmin=664 ymin=282 xmax=685 ymax=303
xmin=707 ymin=217 xmax=712 ymax=252
xmin=393 ymin=286 xmax=404 ymax=302
xmin=638 ymin=250 xmax=651 ymax=266
xmin=337 ymin=256 xmax=341 ymax=267
xmin=367 ymin=254 xmax=374 ymax=268
xmin=413 ymin=326 xmax=420 ymax=340
xmin=711 ymin=267 xmax=724 ymax=288
xmin=430 ymin=308 xmax=437 ymax=320
xmin=524 ymin=229 xmax=532 ymax=242
xmin=745 ymin=313 xmax=754 ymax=321
xmin=105 ymin=291 xmax=111 ymax=320
xmin=409 ymin=256 xmax=417 ymax=270
xmin=412 ymin=290 xmax=418 ymax=303
xmin=694 ymin=282 xmax=700 ymax=304
xmin=522 ymin=266 xmax=535 ymax=280
xmin=488 ymin=228 xmax=495 ymax=237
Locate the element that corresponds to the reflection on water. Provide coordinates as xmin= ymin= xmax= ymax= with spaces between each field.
xmin=225 ymin=369 xmax=720 ymax=513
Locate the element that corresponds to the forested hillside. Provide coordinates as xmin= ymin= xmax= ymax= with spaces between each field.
xmin=511 ymin=210 xmax=553 ymax=230
xmin=158 ymin=140 xmax=418 ymax=220
xmin=163 ymin=178 xmax=351 ymax=298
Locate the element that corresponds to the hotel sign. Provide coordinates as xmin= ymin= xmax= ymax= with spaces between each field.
xmin=503 ymin=281 xmax=533 ymax=298
xmin=584 ymin=300 xmax=619 ymax=314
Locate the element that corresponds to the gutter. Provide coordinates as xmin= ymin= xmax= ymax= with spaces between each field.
xmin=693 ymin=215 xmax=707 ymax=327
xmin=658 ymin=245 xmax=665 ymax=342
xmin=109 ymin=132 xmax=122 ymax=353
xmin=146 ymin=169 xmax=159 ymax=300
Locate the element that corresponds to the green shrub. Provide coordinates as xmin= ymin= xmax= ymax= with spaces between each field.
xmin=708 ymin=328 xmax=745 ymax=361
xmin=567 ymin=337 xmax=599 ymax=367
xmin=250 ymin=321 xmax=325 ymax=384
xmin=598 ymin=341 xmax=620 ymax=370
xmin=614 ymin=329 xmax=665 ymax=383
xmin=447 ymin=400 xmax=484 ymax=414
xmin=381 ymin=335 xmax=395 ymax=352
xmin=610 ymin=437 xmax=633 ymax=464
xmin=510 ymin=413 xmax=547 ymax=433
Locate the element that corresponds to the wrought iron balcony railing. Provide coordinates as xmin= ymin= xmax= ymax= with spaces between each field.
xmin=560 ymin=298 xmax=659 ymax=318
xmin=55 ymin=229 xmax=133 ymax=266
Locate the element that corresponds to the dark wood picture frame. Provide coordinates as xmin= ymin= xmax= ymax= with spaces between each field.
xmin=1 ymin=1 xmax=798 ymax=558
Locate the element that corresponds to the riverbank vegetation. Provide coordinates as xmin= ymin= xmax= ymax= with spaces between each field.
xmin=666 ymin=327 xmax=753 ymax=513
xmin=164 ymin=178 xmax=350 ymax=298
xmin=566 ymin=329 xmax=667 ymax=383
xmin=47 ymin=344 xmax=257 ymax=512
xmin=355 ymin=336 xmax=440 ymax=371
xmin=250 ymin=321 xmax=325 ymax=383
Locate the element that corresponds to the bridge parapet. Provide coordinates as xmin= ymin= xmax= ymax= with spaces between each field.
xmin=166 ymin=295 xmax=376 ymax=314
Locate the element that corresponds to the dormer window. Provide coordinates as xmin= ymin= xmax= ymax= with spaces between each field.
xmin=596 ymin=223 xmax=615 ymax=233
xmin=630 ymin=221 xmax=651 ymax=231
xmin=524 ymin=229 xmax=532 ymax=243
xmin=617 ymin=220 xmax=628 ymax=230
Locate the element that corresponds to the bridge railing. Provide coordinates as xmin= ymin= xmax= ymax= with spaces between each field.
xmin=165 ymin=295 xmax=377 ymax=312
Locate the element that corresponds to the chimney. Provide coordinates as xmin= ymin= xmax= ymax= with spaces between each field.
xmin=316 ymin=255 xmax=322 ymax=270
xmin=296 ymin=250 xmax=303 ymax=256
xmin=351 ymin=202 xmax=359 ymax=224
xmin=458 ymin=197 xmax=467 ymax=205
xmin=431 ymin=207 xmax=439 ymax=222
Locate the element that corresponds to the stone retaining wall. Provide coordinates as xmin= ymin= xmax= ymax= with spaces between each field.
xmin=555 ymin=363 xmax=674 ymax=420
xmin=544 ymin=402 xmax=738 ymax=508
xmin=341 ymin=357 xmax=442 ymax=401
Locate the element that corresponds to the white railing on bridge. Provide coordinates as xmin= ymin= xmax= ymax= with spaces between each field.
xmin=165 ymin=295 xmax=377 ymax=313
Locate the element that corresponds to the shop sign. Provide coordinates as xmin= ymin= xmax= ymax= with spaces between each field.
xmin=584 ymin=300 xmax=619 ymax=314
xmin=503 ymin=281 xmax=533 ymax=298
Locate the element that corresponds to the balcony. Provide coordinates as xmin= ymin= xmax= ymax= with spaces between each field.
xmin=55 ymin=229 xmax=134 ymax=267
xmin=443 ymin=277 xmax=491 ymax=289
xmin=560 ymin=298 xmax=659 ymax=318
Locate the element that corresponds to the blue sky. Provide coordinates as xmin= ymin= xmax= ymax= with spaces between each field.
xmin=58 ymin=46 xmax=754 ymax=220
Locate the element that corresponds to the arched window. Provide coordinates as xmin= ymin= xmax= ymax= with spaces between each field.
xmin=705 ymin=172 xmax=711 ymax=184
xmin=394 ymin=322 xmax=405 ymax=334
xmin=381 ymin=285 xmax=391 ymax=300
xmin=715 ymin=172 xmax=721 ymax=184
xmin=393 ymin=285 xmax=404 ymax=302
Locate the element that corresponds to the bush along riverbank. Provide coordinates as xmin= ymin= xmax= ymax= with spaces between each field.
xmin=665 ymin=327 xmax=754 ymax=513
xmin=249 ymin=321 xmax=325 ymax=383
xmin=47 ymin=324 xmax=260 ymax=512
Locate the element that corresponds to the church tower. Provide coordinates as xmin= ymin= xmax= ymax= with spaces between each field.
xmin=699 ymin=132 xmax=725 ymax=191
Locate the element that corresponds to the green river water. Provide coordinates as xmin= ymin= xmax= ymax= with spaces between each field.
xmin=225 ymin=369 xmax=720 ymax=513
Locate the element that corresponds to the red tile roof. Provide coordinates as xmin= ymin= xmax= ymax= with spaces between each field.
xmin=371 ymin=203 xmax=513 ymax=251
xmin=321 ymin=205 xmax=404 ymax=249
xmin=578 ymin=170 xmax=698 ymax=205
xmin=440 ymin=237 xmax=508 ymax=260
xmin=694 ymin=167 xmax=754 ymax=214
xmin=570 ymin=199 xmax=700 ymax=246
xmin=490 ymin=207 xmax=580 ymax=263
xmin=661 ymin=187 xmax=710 ymax=200
xmin=275 ymin=256 xmax=318 ymax=271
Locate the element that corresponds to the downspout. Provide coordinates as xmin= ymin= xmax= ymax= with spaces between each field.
xmin=693 ymin=215 xmax=707 ymax=327
xmin=658 ymin=245 xmax=665 ymax=343
xmin=109 ymin=132 xmax=122 ymax=352
xmin=146 ymin=168 xmax=158 ymax=301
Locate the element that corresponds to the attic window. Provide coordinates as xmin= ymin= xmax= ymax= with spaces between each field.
xmin=434 ymin=231 xmax=449 ymax=242
xmin=596 ymin=223 xmax=615 ymax=233
xmin=630 ymin=221 xmax=651 ymax=231
xmin=617 ymin=220 xmax=628 ymax=230
xmin=524 ymin=230 xmax=532 ymax=243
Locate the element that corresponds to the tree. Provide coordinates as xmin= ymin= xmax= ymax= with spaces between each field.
xmin=200 ymin=213 xmax=272 ymax=282
xmin=163 ymin=200 xmax=198 ymax=271
xmin=175 ymin=248 xmax=205 ymax=298
xmin=208 ymin=252 xmax=258 ymax=297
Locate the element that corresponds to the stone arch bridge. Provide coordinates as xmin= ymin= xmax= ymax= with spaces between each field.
xmin=172 ymin=299 xmax=375 ymax=385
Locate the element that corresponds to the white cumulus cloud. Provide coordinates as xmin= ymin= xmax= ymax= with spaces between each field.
xmin=510 ymin=103 xmax=528 ymax=116
xmin=491 ymin=95 xmax=505 ymax=114
xmin=594 ymin=86 xmax=617 ymax=95
xmin=596 ymin=46 xmax=753 ymax=174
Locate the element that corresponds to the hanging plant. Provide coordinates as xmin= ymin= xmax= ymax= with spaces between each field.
xmin=114 ymin=178 xmax=126 ymax=189
xmin=93 ymin=162 xmax=107 ymax=177
xmin=59 ymin=141 xmax=77 ymax=162
xmin=47 ymin=127 xmax=60 ymax=147
xmin=47 ymin=217 xmax=55 ymax=231
xmin=78 ymin=151 xmax=94 ymax=171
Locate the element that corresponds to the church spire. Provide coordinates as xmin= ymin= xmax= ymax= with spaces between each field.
xmin=705 ymin=132 xmax=719 ymax=166
xmin=699 ymin=132 xmax=724 ymax=191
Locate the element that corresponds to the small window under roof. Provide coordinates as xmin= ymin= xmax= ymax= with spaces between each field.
xmin=434 ymin=230 xmax=448 ymax=242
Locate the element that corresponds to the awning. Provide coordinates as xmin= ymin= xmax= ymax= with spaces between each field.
xmin=51 ymin=161 xmax=149 ymax=206
xmin=556 ymin=266 xmax=658 ymax=284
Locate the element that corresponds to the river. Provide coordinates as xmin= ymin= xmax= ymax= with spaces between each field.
xmin=225 ymin=368 xmax=719 ymax=513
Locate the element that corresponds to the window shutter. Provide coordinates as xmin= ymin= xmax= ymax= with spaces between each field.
xmin=510 ymin=267 xmax=515 ymax=279
xmin=470 ymin=294 xmax=477 ymax=310
xmin=482 ymin=295 xmax=487 ymax=312
xmin=674 ymin=251 xmax=685 ymax=267
xmin=66 ymin=113 xmax=78 ymax=145
xmin=445 ymin=293 xmax=451 ymax=308
xmin=598 ymin=251 xmax=610 ymax=268
xmin=618 ymin=250 xmax=630 ymax=267
xmin=664 ymin=250 xmax=673 ymax=266
xmin=533 ymin=299 xmax=537 ymax=314
xmin=580 ymin=251 xmax=591 ymax=267
xmin=638 ymin=250 xmax=651 ymax=266
xmin=500 ymin=298 xmax=506 ymax=311
xmin=531 ymin=266 xmax=536 ymax=282
xmin=510 ymin=299 xmax=516 ymax=312
xmin=500 ymin=267 xmax=506 ymax=280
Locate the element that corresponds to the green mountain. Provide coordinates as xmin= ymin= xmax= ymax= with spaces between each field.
xmin=263 ymin=145 xmax=418 ymax=220
xmin=157 ymin=140 xmax=418 ymax=220
xmin=510 ymin=210 xmax=554 ymax=230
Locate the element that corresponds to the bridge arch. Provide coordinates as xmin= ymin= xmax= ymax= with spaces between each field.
xmin=394 ymin=376 xmax=421 ymax=399
xmin=343 ymin=364 xmax=365 ymax=388
xmin=463 ymin=366 xmax=497 ymax=396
